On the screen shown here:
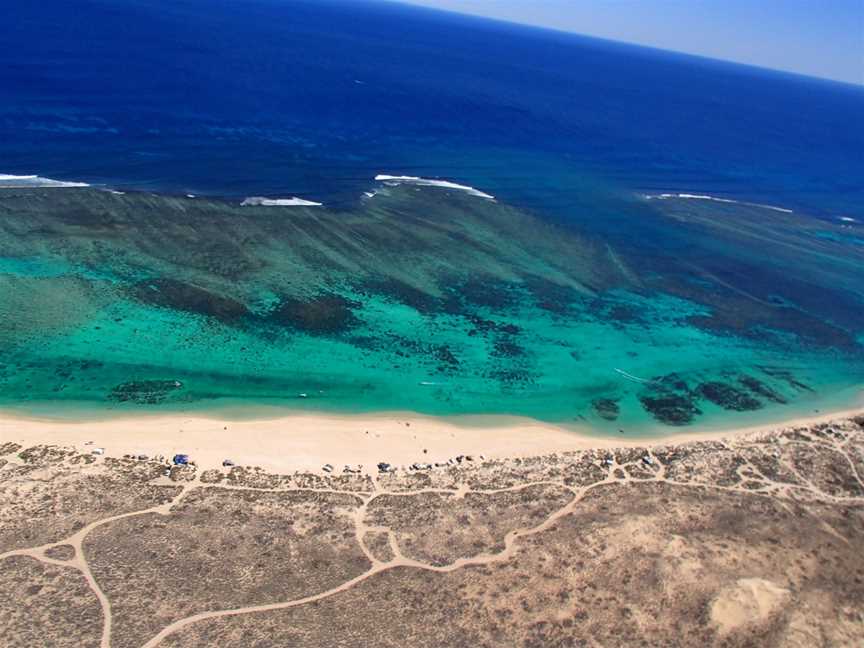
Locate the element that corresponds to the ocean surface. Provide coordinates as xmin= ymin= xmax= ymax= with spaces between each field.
xmin=1 ymin=0 xmax=863 ymax=432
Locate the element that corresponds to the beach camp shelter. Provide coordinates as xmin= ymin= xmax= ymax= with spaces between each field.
xmin=173 ymin=454 xmax=189 ymax=465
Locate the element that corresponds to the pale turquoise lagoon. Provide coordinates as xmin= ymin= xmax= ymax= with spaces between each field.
xmin=0 ymin=185 xmax=862 ymax=434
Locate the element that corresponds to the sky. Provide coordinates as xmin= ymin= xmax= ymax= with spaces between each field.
xmin=396 ymin=0 xmax=864 ymax=85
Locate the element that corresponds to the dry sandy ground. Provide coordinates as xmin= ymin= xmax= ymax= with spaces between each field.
xmin=1 ymin=403 xmax=863 ymax=473
xmin=1 ymin=413 xmax=863 ymax=647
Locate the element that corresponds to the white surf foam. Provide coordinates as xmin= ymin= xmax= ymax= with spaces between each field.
xmin=839 ymin=216 xmax=857 ymax=223
xmin=645 ymin=192 xmax=793 ymax=214
xmin=375 ymin=174 xmax=496 ymax=201
xmin=362 ymin=188 xmax=389 ymax=200
xmin=614 ymin=368 xmax=656 ymax=384
xmin=0 ymin=173 xmax=90 ymax=188
xmin=241 ymin=196 xmax=323 ymax=207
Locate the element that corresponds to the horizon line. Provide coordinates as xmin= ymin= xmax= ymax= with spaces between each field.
xmin=384 ymin=0 xmax=864 ymax=89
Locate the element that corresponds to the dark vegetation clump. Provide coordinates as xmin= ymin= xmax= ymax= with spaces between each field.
xmin=44 ymin=544 xmax=76 ymax=561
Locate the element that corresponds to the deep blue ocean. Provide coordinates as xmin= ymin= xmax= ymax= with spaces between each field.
xmin=2 ymin=0 xmax=863 ymax=219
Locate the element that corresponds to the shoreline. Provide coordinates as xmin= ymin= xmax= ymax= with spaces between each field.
xmin=2 ymin=403 xmax=862 ymax=474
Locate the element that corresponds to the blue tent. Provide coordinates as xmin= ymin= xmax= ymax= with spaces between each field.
xmin=172 ymin=454 xmax=189 ymax=465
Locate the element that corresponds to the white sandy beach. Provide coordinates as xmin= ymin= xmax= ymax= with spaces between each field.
xmin=2 ymin=403 xmax=862 ymax=474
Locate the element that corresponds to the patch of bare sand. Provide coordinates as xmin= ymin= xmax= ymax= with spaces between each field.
xmin=710 ymin=578 xmax=790 ymax=635
xmin=1 ymin=402 xmax=861 ymax=473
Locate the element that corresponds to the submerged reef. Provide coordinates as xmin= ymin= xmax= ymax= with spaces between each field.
xmin=109 ymin=380 xmax=184 ymax=405
xmin=129 ymin=278 xmax=250 ymax=323
xmin=268 ymin=294 xmax=360 ymax=335
xmin=0 ymin=186 xmax=861 ymax=428
xmin=592 ymin=398 xmax=620 ymax=421
xmin=697 ymin=382 xmax=763 ymax=412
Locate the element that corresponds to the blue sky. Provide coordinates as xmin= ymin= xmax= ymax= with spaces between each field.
xmin=396 ymin=0 xmax=864 ymax=85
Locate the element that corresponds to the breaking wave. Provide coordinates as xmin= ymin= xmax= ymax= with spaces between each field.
xmin=645 ymin=192 xmax=793 ymax=214
xmin=375 ymin=175 xmax=496 ymax=201
xmin=241 ymin=196 xmax=323 ymax=207
xmin=0 ymin=173 xmax=90 ymax=188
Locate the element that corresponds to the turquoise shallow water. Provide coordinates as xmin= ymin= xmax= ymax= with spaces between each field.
xmin=0 ymin=185 xmax=862 ymax=433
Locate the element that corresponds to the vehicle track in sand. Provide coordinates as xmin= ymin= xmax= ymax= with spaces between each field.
xmin=1 ymin=422 xmax=862 ymax=648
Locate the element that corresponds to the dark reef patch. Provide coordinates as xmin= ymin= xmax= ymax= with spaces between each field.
xmin=432 ymin=345 xmax=460 ymax=369
xmin=604 ymin=303 xmax=644 ymax=325
xmin=592 ymin=398 xmax=620 ymax=421
xmin=189 ymin=240 xmax=260 ymax=280
xmin=685 ymin=303 xmax=860 ymax=352
xmin=347 ymin=335 xmax=386 ymax=352
xmin=361 ymin=279 xmax=440 ymax=315
xmin=697 ymin=382 xmax=763 ymax=412
xmin=453 ymin=278 xmax=519 ymax=309
xmin=128 ymin=278 xmax=249 ymax=322
xmin=466 ymin=316 xmax=520 ymax=337
xmin=269 ymin=294 xmax=359 ymax=335
xmin=485 ymin=368 xmax=536 ymax=389
xmin=651 ymin=373 xmax=690 ymax=393
xmin=759 ymin=367 xmax=815 ymax=393
xmin=638 ymin=375 xmax=703 ymax=425
xmin=523 ymin=276 xmax=583 ymax=315
xmin=109 ymin=380 xmax=183 ymax=404
xmin=738 ymin=375 xmax=788 ymax=404
xmin=639 ymin=394 xmax=702 ymax=426
xmin=492 ymin=338 xmax=525 ymax=358
xmin=53 ymin=205 xmax=123 ymax=228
